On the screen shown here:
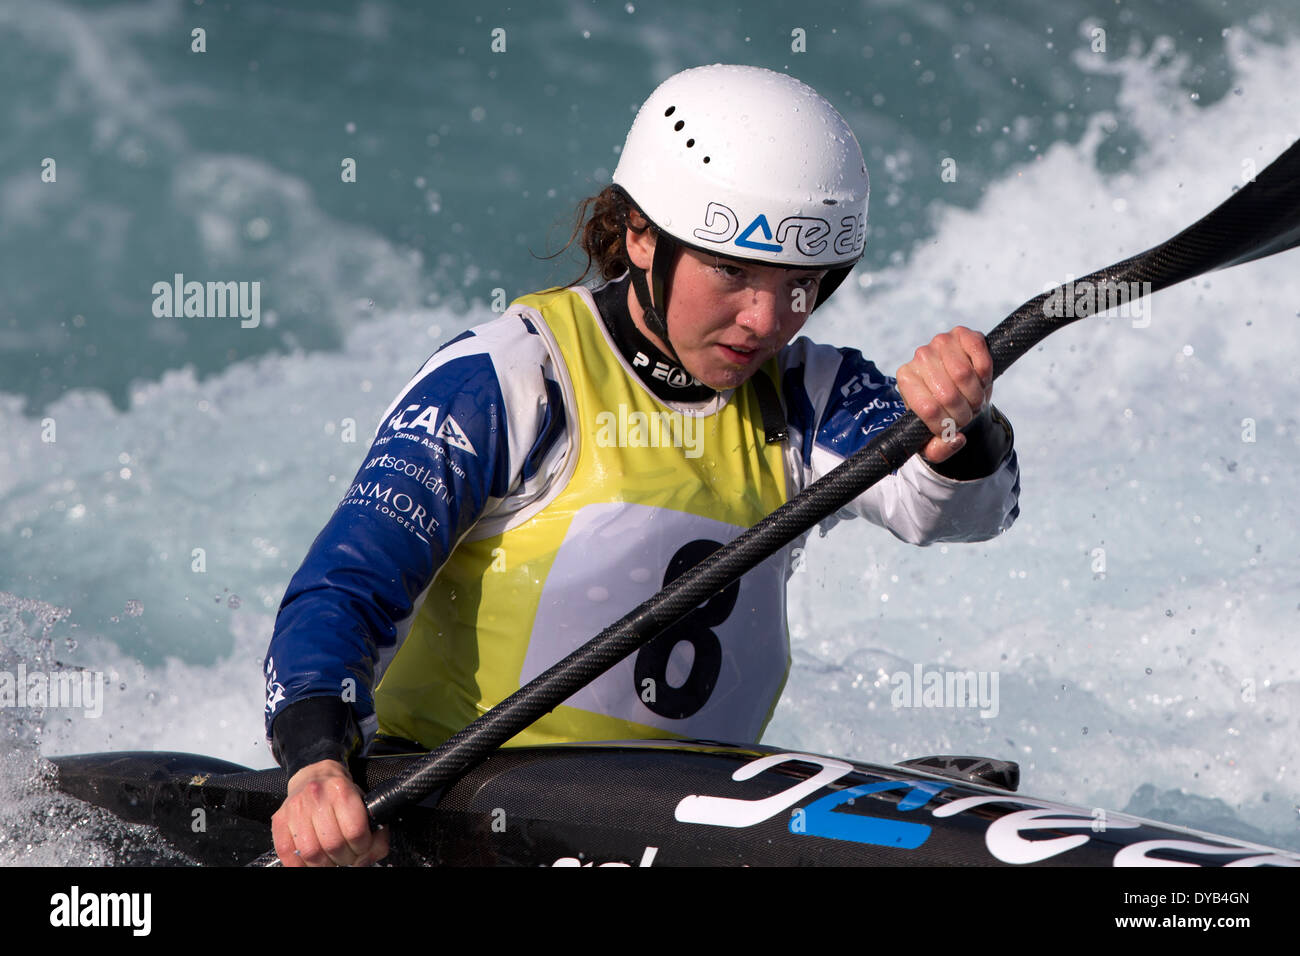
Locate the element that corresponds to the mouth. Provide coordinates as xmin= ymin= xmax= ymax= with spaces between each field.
xmin=716 ymin=342 xmax=762 ymax=365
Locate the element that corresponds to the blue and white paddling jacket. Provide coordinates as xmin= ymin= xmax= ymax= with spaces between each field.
xmin=263 ymin=280 xmax=1020 ymax=755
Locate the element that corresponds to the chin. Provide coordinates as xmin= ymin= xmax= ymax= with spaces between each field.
xmin=698 ymin=368 xmax=755 ymax=391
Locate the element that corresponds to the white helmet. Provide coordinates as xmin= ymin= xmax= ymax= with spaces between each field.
xmin=613 ymin=64 xmax=870 ymax=273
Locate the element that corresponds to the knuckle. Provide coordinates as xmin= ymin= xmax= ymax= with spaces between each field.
xmin=911 ymin=397 xmax=940 ymax=421
xmin=300 ymin=780 xmax=327 ymax=801
xmin=294 ymin=832 xmax=326 ymax=865
xmin=302 ymin=847 xmax=333 ymax=867
xmin=341 ymin=815 xmax=372 ymax=844
xmin=318 ymin=835 xmax=351 ymax=865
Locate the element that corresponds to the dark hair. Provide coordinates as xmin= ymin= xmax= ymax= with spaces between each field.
xmin=544 ymin=185 xmax=654 ymax=289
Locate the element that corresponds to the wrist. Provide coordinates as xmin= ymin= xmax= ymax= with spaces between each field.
xmin=271 ymin=695 xmax=361 ymax=780
xmin=928 ymin=405 xmax=1014 ymax=480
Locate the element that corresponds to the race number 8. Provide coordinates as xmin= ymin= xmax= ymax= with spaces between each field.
xmin=634 ymin=539 xmax=737 ymax=719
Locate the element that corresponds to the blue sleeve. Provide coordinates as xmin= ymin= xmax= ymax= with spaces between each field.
xmin=262 ymin=344 xmax=513 ymax=742
xmin=782 ymin=345 xmax=908 ymax=469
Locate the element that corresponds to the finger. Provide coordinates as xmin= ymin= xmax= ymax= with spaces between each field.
xmin=925 ymin=329 xmax=988 ymax=417
xmin=328 ymin=785 xmax=378 ymax=864
xmin=279 ymin=781 xmax=339 ymax=866
xmin=287 ymin=809 xmax=332 ymax=866
xmin=953 ymin=326 xmax=994 ymax=388
xmin=302 ymin=777 xmax=379 ymax=866
xmin=355 ymin=826 xmax=391 ymax=867
xmin=283 ymin=800 xmax=344 ymax=867
xmin=896 ymin=367 xmax=958 ymax=447
xmin=894 ymin=364 xmax=944 ymax=434
xmin=937 ymin=339 xmax=986 ymax=414
xmin=910 ymin=345 xmax=972 ymax=431
xmin=271 ymin=810 xmax=306 ymax=867
xmin=922 ymin=432 xmax=965 ymax=464
xmin=303 ymin=789 xmax=373 ymax=867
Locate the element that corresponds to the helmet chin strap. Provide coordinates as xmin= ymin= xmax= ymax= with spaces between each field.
xmin=628 ymin=232 xmax=685 ymax=367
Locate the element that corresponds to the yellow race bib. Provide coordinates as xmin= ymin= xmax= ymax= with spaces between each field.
xmin=375 ymin=287 xmax=791 ymax=748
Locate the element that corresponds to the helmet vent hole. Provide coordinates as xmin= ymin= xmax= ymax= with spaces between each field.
xmin=664 ymin=106 xmax=676 ymax=116
xmin=703 ymin=156 xmax=710 ymax=163
xmin=673 ymin=120 xmax=685 ymax=131
xmin=685 ymin=138 xmax=695 ymax=147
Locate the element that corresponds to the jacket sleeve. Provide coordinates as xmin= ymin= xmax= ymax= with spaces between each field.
xmin=778 ymin=337 xmax=1020 ymax=545
xmin=262 ymin=313 xmax=566 ymax=760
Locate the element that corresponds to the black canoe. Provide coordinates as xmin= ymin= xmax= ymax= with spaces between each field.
xmin=48 ymin=740 xmax=1300 ymax=866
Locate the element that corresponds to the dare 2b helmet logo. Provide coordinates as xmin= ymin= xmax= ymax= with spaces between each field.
xmin=692 ymin=202 xmax=866 ymax=261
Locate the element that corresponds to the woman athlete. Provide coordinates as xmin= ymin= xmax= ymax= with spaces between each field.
xmin=264 ymin=65 xmax=1020 ymax=865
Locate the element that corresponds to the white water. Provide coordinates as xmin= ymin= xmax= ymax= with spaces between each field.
xmin=2 ymin=31 xmax=1298 ymax=862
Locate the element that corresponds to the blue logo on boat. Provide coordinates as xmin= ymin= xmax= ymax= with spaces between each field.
xmin=791 ymin=780 xmax=949 ymax=849
xmin=735 ymin=214 xmax=783 ymax=252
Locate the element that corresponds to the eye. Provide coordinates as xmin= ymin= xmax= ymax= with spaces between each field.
xmin=792 ymin=274 xmax=824 ymax=289
xmin=712 ymin=262 xmax=746 ymax=280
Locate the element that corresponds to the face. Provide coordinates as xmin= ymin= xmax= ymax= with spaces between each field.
xmin=625 ymin=223 xmax=826 ymax=391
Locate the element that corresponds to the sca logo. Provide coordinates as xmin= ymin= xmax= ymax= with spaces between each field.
xmin=692 ymin=202 xmax=864 ymax=259
xmin=387 ymin=404 xmax=477 ymax=456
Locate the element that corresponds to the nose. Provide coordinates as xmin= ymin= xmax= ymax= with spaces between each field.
xmin=736 ymin=288 xmax=783 ymax=339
